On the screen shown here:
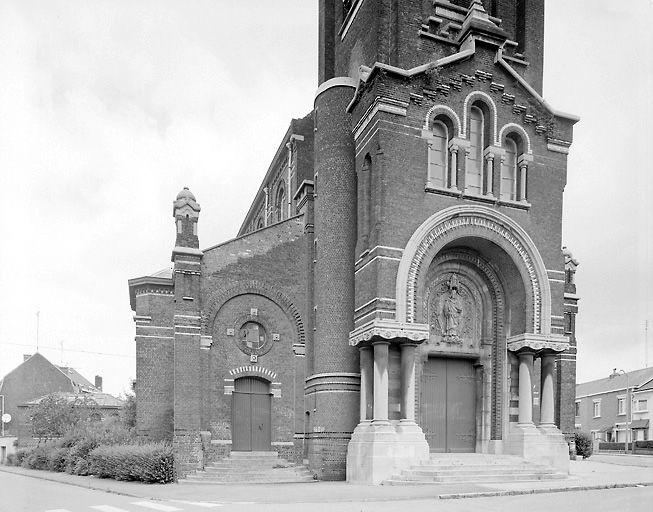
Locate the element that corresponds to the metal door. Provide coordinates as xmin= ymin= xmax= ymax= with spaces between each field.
xmin=232 ymin=377 xmax=271 ymax=451
xmin=420 ymin=358 xmax=476 ymax=453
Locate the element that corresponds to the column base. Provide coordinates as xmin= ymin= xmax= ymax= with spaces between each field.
xmin=346 ymin=420 xmax=429 ymax=484
xmin=505 ymin=423 xmax=569 ymax=474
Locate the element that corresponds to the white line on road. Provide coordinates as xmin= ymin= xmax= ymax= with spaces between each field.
xmin=169 ymin=501 xmax=224 ymax=508
xmin=90 ymin=506 xmax=130 ymax=512
xmin=131 ymin=501 xmax=182 ymax=511
xmin=45 ymin=509 xmax=72 ymax=512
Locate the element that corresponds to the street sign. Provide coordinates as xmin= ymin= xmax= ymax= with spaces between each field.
xmin=1 ymin=413 xmax=11 ymax=423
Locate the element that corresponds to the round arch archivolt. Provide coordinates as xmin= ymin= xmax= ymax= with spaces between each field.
xmin=202 ymin=280 xmax=306 ymax=346
xmin=498 ymin=122 xmax=533 ymax=155
xmin=423 ymin=104 xmax=462 ymax=136
xmin=395 ymin=205 xmax=552 ymax=335
xmin=462 ymin=90 xmax=499 ymax=145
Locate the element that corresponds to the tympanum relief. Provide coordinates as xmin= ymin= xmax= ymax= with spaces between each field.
xmin=424 ymin=272 xmax=482 ymax=350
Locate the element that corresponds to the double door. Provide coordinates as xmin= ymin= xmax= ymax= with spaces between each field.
xmin=232 ymin=377 xmax=271 ymax=451
xmin=420 ymin=357 xmax=476 ymax=453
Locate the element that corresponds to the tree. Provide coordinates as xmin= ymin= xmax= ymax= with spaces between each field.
xmin=121 ymin=393 xmax=136 ymax=429
xmin=29 ymin=394 xmax=98 ymax=442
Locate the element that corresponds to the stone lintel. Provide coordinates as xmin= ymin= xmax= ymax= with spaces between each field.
xmin=507 ymin=333 xmax=569 ymax=354
xmin=349 ymin=319 xmax=430 ymax=347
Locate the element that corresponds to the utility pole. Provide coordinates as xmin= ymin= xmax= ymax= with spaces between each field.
xmin=36 ymin=311 xmax=40 ymax=352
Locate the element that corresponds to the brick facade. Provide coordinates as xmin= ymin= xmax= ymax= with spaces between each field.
xmin=129 ymin=0 xmax=580 ymax=481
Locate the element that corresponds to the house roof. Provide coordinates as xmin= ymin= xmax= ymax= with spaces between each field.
xmin=576 ymin=367 xmax=653 ymax=398
xmin=22 ymin=391 xmax=124 ymax=408
xmin=635 ymin=377 xmax=653 ymax=393
xmin=55 ymin=366 xmax=97 ymax=391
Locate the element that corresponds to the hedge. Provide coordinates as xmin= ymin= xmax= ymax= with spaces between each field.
xmin=88 ymin=443 xmax=174 ymax=483
xmin=598 ymin=442 xmax=633 ymax=451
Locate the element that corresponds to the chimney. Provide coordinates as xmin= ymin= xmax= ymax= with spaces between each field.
xmin=23 ymin=354 xmax=32 ymax=362
xmin=94 ymin=375 xmax=103 ymax=391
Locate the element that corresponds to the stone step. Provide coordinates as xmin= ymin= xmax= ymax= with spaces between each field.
xmin=178 ymin=452 xmax=315 ymax=485
xmin=383 ymin=472 xmax=567 ymax=485
xmin=179 ymin=475 xmax=316 ymax=485
xmin=402 ymin=465 xmax=554 ymax=476
xmin=229 ymin=451 xmax=280 ymax=458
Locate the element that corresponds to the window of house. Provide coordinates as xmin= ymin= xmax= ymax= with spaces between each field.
xmin=500 ymin=138 xmax=517 ymax=201
xmin=593 ymin=400 xmax=601 ymax=418
xmin=575 ymin=401 xmax=581 ymax=417
xmin=618 ymin=396 xmax=626 ymax=416
xmin=635 ymin=399 xmax=648 ymax=412
xmin=428 ymin=121 xmax=448 ymax=188
xmin=466 ymin=106 xmax=484 ymax=195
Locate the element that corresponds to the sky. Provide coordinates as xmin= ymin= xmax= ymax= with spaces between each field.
xmin=0 ymin=0 xmax=651 ymax=397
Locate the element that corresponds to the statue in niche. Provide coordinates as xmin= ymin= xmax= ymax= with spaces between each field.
xmin=442 ymin=274 xmax=463 ymax=341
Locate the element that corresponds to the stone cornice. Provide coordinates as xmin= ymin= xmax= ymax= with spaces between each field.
xmin=507 ymin=333 xmax=569 ymax=354
xmin=349 ymin=319 xmax=430 ymax=346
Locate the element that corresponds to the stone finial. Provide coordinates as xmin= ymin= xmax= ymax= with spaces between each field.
xmin=173 ymin=187 xmax=201 ymax=219
xmin=458 ymin=0 xmax=507 ymax=45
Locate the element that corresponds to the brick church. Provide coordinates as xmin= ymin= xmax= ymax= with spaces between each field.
xmin=128 ymin=0 xmax=580 ymax=483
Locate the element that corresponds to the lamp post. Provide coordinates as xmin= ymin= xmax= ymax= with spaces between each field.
xmin=610 ymin=369 xmax=630 ymax=454
xmin=0 ymin=395 xmax=4 ymax=437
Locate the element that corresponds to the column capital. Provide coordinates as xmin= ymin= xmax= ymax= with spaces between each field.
xmin=507 ymin=333 xmax=569 ymax=354
xmin=349 ymin=319 xmax=429 ymax=347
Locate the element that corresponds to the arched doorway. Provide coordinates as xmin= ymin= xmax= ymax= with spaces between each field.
xmin=232 ymin=377 xmax=272 ymax=451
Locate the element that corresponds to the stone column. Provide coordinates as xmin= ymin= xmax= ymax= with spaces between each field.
xmin=539 ymin=353 xmax=556 ymax=427
xmin=359 ymin=345 xmax=373 ymax=422
xmin=400 ymin=344 xmax=417 ymax=422
xmin=373 ymin=341 xmax=390 ymax=424
xmin=518 ymin=351 xmax=535 ymax=426
xmin=519 ymin=162 xmax=528 ymax=201
xmin=484 ymin=153 xmax=495 ymax=196
xmin=448 ymin=144 xmax=458 ymax=190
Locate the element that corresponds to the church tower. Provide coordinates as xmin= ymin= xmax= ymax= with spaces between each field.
xmin=312 ymin=0 xmax=579 ymax=482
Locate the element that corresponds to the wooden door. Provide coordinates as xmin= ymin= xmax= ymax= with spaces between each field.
xmin=420 ymin=358 xmax=476 ymax=453
xmin=232 ymin=377 xmax=271 ymax=451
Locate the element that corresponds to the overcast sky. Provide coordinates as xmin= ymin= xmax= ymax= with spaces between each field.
xmin=0 ymin=0 xmax=651 ymax=397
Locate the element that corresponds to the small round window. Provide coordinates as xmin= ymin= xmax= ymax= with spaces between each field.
xmin=239 ymin=322 xmax=266 ymax=351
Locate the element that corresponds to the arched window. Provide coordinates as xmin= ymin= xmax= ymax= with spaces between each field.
xmin=501 ymin=137 xmax=517 ymax=201
xmin=466 ymin=106 xmax=484 ymax=195
xmin=256 ymin=217 xmax=264 ymax=230
xmin=428 ymin=121 xmax=448 ymax=188
xmin=275 ymin=185 xmax=285 ymax=222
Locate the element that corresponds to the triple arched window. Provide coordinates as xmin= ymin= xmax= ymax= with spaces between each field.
xmin=425 ymin=98 xmax=531 ymax=206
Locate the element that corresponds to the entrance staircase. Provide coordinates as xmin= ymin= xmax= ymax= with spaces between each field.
xmin=179 ymin=451 xmax=315 ymax=484
xmin=383 ymin=453 xmax=567 ymax=485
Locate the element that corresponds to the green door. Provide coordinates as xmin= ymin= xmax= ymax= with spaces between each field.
xmin=232 ymin=377 xmax=272 ymax=451
xmin=420 ymin=358 xmax=476 ymax=453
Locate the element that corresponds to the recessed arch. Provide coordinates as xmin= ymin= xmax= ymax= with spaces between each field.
xmin=395 ymin=205 xmax=551 ymax=335
xmin=462 ymin=91 xmax=499 ymax=145
xmin=203 ymin=281 xmax=305 ymax=346
xmin=424 ymin=104 xmax=462 ymax=136
xmin=499 ymin=122 xmax=532 ymax=154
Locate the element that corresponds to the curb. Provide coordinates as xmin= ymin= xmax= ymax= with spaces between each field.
xmin=438 ymin=481 xmax=653 ymax=500
xmin=0 ymin=466 xmax=156 ymax=500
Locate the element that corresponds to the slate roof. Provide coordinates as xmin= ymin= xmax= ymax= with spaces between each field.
xmin=576 ymin=367 xmax=653 ymax=398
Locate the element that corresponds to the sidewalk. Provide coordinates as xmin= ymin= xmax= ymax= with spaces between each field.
xmin=1 ymin=458 xmax=652 ymax=504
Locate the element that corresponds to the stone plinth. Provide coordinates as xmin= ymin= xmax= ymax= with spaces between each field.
xmin=346 ymin=420 xmax=429 ymax=484
xmin=505 ymin=423 xmax=569 ymax=474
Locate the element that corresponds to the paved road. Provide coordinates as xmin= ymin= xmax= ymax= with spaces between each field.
xmin=2 ymin=470 xmax=653 ymax=512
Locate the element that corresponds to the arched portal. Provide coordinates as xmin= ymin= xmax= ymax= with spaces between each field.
xmin=232 ymin=376 xmax=272 ymax=451
xmin=395 ymin=206 xmax=553 ymax=454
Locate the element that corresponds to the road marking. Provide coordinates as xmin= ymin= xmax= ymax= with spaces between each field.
xmin=45 ymin=509 xmax=72 ymax=512
xmin=169 ymin=500 xmax=224 ymax=508
xmin=169 ymin=501 xmax=224 ymax=508
xmin=90 ymin=506 xmax=130 ymax=512
xmin=131 ymin=502 xmax=182 ymax=511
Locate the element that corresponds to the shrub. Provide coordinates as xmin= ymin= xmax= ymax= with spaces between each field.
xmin=46 ymin=446 xmax=69 ymax=472
xmin=22 ymin=446 xmax=49 ymax=470
xmin=14 ymin=449 xmax=28 ymax=466
xmin=598 ymin=441 xmax=633 ymax=451
xmin=575 ymin=431 xmax=594 ymax=459
xmin=5 ymin=454 xmax=16 ymax=466
xmin=89 ymin=443 xmax=174 ymax=483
